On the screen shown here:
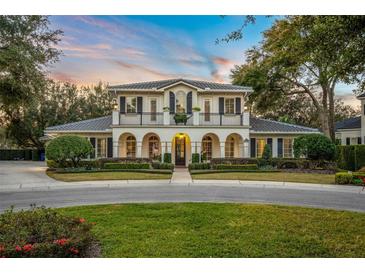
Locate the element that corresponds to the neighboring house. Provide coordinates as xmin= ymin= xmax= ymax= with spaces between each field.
xmin=335 ymin=92 xmax=365 ymax=145
xmin=44 ymin=78 xmax=318 ymax=166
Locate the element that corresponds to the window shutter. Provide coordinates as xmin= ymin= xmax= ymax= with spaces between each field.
xmin=219 ymin=97 xmax=224 ymax=114
xmin=277 ymin=138 xmax=283 ymax=158
xmin=137 ymin=97 xmax=143 ymax=114
xmin=120 ymin=97 xmax=126 ymax=114
xmin=267 ymin=138 xmax=273 ymax=156
xmin=250 ymin=138 xmax=256 ymax=158
xmin=187 ymin=91 xmax=192 ymax=114
xmin=90 ymin=137 xmax=96 ymax=159
xmin=358 ymin=137 xmax=362 ymax=145
xmin=346 ymin=137 xmax=350 ymax=145
xmin=169 ymin=92 xmax=175 ymax=114
xmin=107 ymin=137 xmax=113 ymax=158
xmin=235 ymin=97 xmax=241 ymax=114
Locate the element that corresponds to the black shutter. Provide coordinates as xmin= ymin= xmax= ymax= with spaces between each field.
xmin=169 ymin=92 xmax=175 ymax=114
xmin=235 ymin=97 xmax=241 ymax=114
xmin=250 ymin=138 xmax=256 ymax=158
xmin=107 ymin=137 xmax=113 ymax=158
xmin=346 ymin=137 xmax=350 ymax=145
xmin=120 ymin=96 xmax=126 ymax=114
xmin=277 ymin=138 xmax=283 ymax=158
xmin=267 ymin=138 xmax=273 ymax=156
xmin=219 ymin=97 xmax=224 ymax=114
xmin=187 ymin=91 xmax=192 ymax=114
xmin=358 ymin=137 xmax=362 ymax=145
xmin=90 ymin=137 xmax=96 ymax=159
xmin=137 ymin=97 xmax=143 ymax=114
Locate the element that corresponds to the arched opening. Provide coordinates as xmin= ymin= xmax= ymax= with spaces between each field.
xmin=118 ymin=133 xmax=136 ymax=158
xmin=141 ymin=133 xmax=161 ymax=160
xmin=172 ymin=133 xmax=191 ymax=166
xmin=201 ymin=133 xmax=220 ymax=161
xmin=225 ymin=133 xmax=243 ymax=158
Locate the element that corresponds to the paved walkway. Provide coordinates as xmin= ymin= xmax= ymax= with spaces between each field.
xmin=170 ymin=167 xmax=192 ymax=183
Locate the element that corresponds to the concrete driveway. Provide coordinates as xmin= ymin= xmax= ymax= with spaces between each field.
xmin=0 ymin=161 xmax=365 ymax=212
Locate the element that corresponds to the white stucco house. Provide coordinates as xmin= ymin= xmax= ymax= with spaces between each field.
xmin=335 ymin=92 xmax=365 ymax=145
xmin=44 ymin=78 xmax=318 ymax=166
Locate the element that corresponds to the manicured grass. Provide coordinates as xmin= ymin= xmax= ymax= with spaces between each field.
xmin=192 ymin=171 xmax=334 ymax=184
xmin=60 ymin=203 xmax=365 ymax=257
xmin=47 ymin=171 xmax=171 ymax=182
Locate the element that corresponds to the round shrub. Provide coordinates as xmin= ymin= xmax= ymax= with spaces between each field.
xmin=0 ymin=206 xmax=98 ymax=258
xmin=46 ymin=135 xmax=93 ymax=168
xmin=335 ymin=172 xmax=353 ymax=185
xmin=294 ymin=134 xmax=336 ymax=161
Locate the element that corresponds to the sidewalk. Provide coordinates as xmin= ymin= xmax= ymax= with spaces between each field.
xmin=170 ymin=167 xmax=192 ymax=183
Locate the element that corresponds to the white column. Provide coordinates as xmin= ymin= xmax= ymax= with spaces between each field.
xmin=243 ymin=112 xmax=250 ymax=126
xmin=113 ymin=141 xmax=119 ymax=158
xmin=220 ymin=142 xmax=225 ymax=158
xmin=272 ymin=137 xmax=278 ymax=158
xmin=193 ymin=111 xmax=200 ymax=125
xmin=161 ymin=142 xmax=166 ymax=162
xmin=112 ymin=110 xmax=119 ymax=125
xmin=163 ymin=111 xmax=170 ymax=125
xmin=243 ymin=140 xmax=250 ymax=158
xmin=136 ymin=141 xmax=142 ymax=158
xmin=239 ymin=143 xmax=244 ymax=157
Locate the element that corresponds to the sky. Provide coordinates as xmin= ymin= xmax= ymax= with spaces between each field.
xmin=48 ymin=15 xmax=359 ymax=108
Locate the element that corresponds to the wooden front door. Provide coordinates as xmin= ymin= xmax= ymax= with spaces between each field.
xmin=175 ymin=136 xmax=186 ymax=166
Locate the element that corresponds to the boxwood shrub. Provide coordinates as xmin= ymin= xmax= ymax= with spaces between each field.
xmin=188 ymin=163 xmax=211 ymax=171
xmin=214 ymin=164 xmax=259 ymax=170
xmin=163 ymin=153 xmax=172 ymax=164
xmin=336 ymin=145 xmax=365 ymax=171
xmin=211 ymin=158 xmax=259 ymax=165
xmin=335 ymin=172 xmax=354 ymax=184
xmin=104 ymin=162 xmax=150 ymax=169
xmin=47 ymin=160 xmax=101 ymax=169
xmin=0 ymin=206 xmax=97 ymax=258
xmin=151 ymin=161 xmax=175 ymax=171
xmin=191 ymin=153 xmax=200 ymax=163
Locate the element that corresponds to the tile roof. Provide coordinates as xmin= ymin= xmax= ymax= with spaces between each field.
xmin=108 ymin=78 xmax=251 ymax=91
xmin=335 ymin=116 xmax=361 ymax=130
xmin=45 ymin=115 xmax=318 ymax=134
xmin=250 ymin=117 xmax=319 ymax=133
xmin=45 ymin=116 xmax=112 ymax=132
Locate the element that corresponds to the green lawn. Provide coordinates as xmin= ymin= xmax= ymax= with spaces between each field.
xmin=60 ymin=203 xmax=365 ymax=257
xmin=192 ymin=172 xmax=334 ymax=184
xmin=47 ymin=171 xmax=171 ymax=182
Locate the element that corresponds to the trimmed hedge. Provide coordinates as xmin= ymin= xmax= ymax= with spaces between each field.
xmin=104 ymin=162 xmax=150 ymax=170
xmin=0 ymin=149 xmax=35 ymax=160
xmin=294 ymin=134 xmax=336 ymax=160
xmin=188 ymin=163 xmax=211 ymax=171
xmin=151 ymin=161 xmax=175 ymax=171
xmin=336 ymin=145 xmax=365 ymax=171
xmin=47 ymin=160 xmax=101 ymax=169
xmin=335 ymin=172 xmax=365 ymax=185
xmin=192 ymin=153 xmax=200 ymax=163
xmin=163 ymin=153 xmax=172 ymax=164
xmin=211 ymin=158 xmax=259 ymax=165
xmin=214 ymin=164 xmax=259 ymax=170
xmin=270 ymin=158 xmax=336 ymax=170
xmin=0 ymin=206 xmax=97 ymax=258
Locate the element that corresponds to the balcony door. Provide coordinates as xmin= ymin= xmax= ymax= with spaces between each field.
xmin=150 ymin=98 xmax=157 ymax=121
xmin=204 ymin=99 xmax=211 ymax=121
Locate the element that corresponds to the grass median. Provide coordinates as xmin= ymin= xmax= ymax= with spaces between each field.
xmin=60 ymin=203 xmax=365 ymax=257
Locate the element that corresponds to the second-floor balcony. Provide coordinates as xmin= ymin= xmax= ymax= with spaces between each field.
xmin=112 ymin=111 xmax=249 ymax=127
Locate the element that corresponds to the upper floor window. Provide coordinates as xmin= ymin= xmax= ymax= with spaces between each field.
xmin=126 ymin=97 xmax=137 ymax=113
xmin=176 ymin=91 xmax=186 ymax=113
xmin=225 ymin=98 xmax=234 ymax=114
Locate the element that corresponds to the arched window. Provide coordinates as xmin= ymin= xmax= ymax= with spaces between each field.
xmin=225 ymin=136 xmax=235 ymax=158
xmin=126 ymin=136 xmax=136 ymax=158
xmin=202 ymin=136 xmax=213 ymax=161
xmin=175 ymin=91 xmax=186 ymax=113
xmin=148 ymin=135 xmax=160 ymax=159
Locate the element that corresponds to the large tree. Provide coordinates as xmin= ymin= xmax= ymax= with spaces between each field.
xmin=0 ymin=16 xmax=62 ymax=106
xmin=231 ymin=16 xmax=365 ymax=140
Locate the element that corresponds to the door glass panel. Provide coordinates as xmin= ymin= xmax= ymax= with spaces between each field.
xmin=175 ymin=137 xmax=185 ymax=165
xmin=150 ymin=99 xmax=157 ymax=121
xmin=204 ymin=99 xmax=211 ymax=121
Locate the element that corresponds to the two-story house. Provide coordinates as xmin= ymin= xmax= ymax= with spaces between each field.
xmin=45 ymin=78 xmax=318 ymax=166
xmin=335 ymin=92 xmax=365 ymax=145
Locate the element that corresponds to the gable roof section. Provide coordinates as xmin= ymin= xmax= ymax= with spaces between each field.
xmin=250 ymin=117 xmax=319 ymax=133
xmin=108 ymin=78 xmax=252 ymax=92
xmin=335 ymin=116 xmax=361 ymax=130
xmin=45 ymin=116 xmax=112 ymax=132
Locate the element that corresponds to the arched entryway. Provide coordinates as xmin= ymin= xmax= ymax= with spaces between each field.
xmin=172 ymin=133 xmax=191 ymax=166
xmin=141 ymin=133 xmax=161 ymax=160
xmin=201 ymin=133 xmax=220 ymax=161
xmin=119 ymin=133 xmax=137 ymax=158
xmin=225 ymin=133 xmax=243 ymax=158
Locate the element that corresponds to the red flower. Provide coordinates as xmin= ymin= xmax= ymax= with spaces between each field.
xmin=79 ymin=218 xmax=86 ymax=223
xmin=53 ymin=238 xmax=69 ymax=246
xmin=15 ymin=245 xmax=22 ymax=252
xmin=0 ymin=245 xmax=5 ymax=253
xmin=22 ymin=244 xmax=33 ymax=253
xmin=69 ymin=247 xmax=79 ymax=255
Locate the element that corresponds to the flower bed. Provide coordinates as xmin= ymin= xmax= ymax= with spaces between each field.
xmin=0 ymin=206 xmax=98 ymax=258
xmin=335 ymin=172 xmax=365 ymax=185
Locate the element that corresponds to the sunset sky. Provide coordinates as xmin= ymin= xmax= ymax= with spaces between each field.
xmin=48 ymin=15 xmax=359 ymax=108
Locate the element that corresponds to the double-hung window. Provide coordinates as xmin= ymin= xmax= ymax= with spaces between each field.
xmin=225 ymin=98 xmax=234 ymax=114
xmin=97 ymin=138 xmax=107 ymax=158
xmin=126 ymin=97 xmax=137 ymax=113
xmin=283 ymin=138 xmax=293 ymax=158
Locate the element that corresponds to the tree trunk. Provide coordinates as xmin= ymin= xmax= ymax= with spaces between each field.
xmin=328 ymin=89 xmax=335 ymax=142
xmin=319 ymin=109 xmax=331 ymax=138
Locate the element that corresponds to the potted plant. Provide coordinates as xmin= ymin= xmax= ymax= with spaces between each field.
xmin=163 ymin=106 xmax=170 ymax=112
xmin=192 ymin=106 xmax=201 ymax=112
xmin=174 ymin=113 xmax=188 ymax=125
